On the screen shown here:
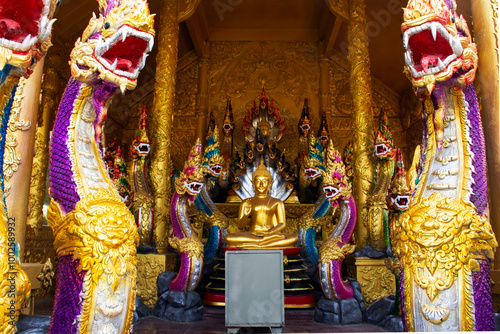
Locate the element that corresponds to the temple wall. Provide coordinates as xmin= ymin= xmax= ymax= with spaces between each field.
xmin=104 ymin=41 xmax=415 ymax=175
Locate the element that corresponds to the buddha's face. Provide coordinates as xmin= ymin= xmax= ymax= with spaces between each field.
xmin=254 ymin=175 xmax=270 ymax=195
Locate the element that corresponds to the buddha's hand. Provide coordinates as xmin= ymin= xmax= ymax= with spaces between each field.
xmin=242 ymin=200 xmax=252 ymax=216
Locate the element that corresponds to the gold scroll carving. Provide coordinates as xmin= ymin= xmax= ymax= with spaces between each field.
xmin=351 ymin=257 xmax=396 ymax=305
xmin=347 ymin=0 xmax=375 ymax=250
xmin=136 ymin=254 xmax=167 ymax=308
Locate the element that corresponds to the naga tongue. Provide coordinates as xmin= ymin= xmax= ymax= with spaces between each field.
xmin=421 ymin=55 xmax=440 ymax=73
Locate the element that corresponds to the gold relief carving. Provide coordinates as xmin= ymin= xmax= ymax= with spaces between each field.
xmin=347 ymin=0 xmax=375 ymax=249
xmin=136 ymin=254 xmax=166 ymax=308
xmin=3 ymin=77 xmax=31 ymax=196
xmin=394 ymin=193 xmax=497 ymax=302
xmin=174 ymin=62 xmax=198 ymax=117
xmin=171 ymin=129 xmax=197 ymax=171
xmin=178 ymin=0 xmax=200 ymax=22
xmin=150 ymin=0 xmax=179 ymax=253
xmin=207 ymin=41 xmax=319 ymax=165
xmin=356 ymin=258 xmax=396 ymax=305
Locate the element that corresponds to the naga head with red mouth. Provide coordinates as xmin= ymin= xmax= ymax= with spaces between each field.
xmin=222 ymin=99 xmax=234 ymax=137
xmin=321 ymin=140 xmax=351 ymax=205
xmin=298 ymin=99 xmax=311 ymax=137
xmin=0 ymin=0 xmax=58 ymax=75
xmin=70 ymin=0 xmax=155 ymax=93
xmin=202 ymin=127 xmax=224 ymax=177
xmin=401 ymin=0 xmax=477 ymax=93
xmin=387 ymin=148 xmax=411 ymax=211
xmin=304 ymin=133 xmax=325 ymax=181
xmin=374 ymin=108 xmax=394 ymax=159
xmin=175 ymin=139 xmax=204 ymax=202
xmin=130 ymin=105 xmax=151 ymax=160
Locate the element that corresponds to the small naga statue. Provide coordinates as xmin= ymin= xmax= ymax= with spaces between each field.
xmin=169 ymin=140 xmax=205 ymax=291
xmin=395 ymin=0 xmax=497 ymax=331
xmin=316 ymin=111 xmax=330 ymax=147
xmin=297 ymin=133 xmax=331 ymax=264
xmin=104 ymin=138 xmax=119 ymax=179
xmin=367 ymin=108 xmax=395 ymax=250
xmin=318 ymin=140 xmax=357 ymax=300
xmin=296 ymin=99 xmax=312 ymax=203
xmin=113 ymin=146 xmax=133 ymax=206
xmin=47 ymin=0 xmax=155 ymax=332
xmin=219 ymin=99 xmax=234 ymax=190
xmin=130 ymin=106 xmax=154 ymax=247
xmin=0 ymin=0 xmax=58 ymax=332
xmin=193 ymin=127 xmax=228 ymax=258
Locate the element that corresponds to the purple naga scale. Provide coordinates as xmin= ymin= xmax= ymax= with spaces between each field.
xmin=49 ymin=78 xmax=82 ymax=214
xmin=472 ymin=260 xmax=495 ymax=331
xmin=464 ymin=84 xmax=488 ymax=215
xmin=48 ymin=255 xmax=86 ymax=333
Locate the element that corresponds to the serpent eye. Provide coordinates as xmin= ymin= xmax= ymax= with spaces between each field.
xmin=104 ymin=22 xmax=110 ymax=29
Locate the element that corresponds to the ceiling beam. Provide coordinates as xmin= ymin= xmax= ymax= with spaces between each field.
xmin=185 ymin=1 xmax=210 ymax=57
xmin=210 ymin=29 xmax=319 ymax=41
xmin=322 ymin=16 xmax=342 ymax=57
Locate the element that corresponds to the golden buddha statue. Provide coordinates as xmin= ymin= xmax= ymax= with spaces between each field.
xmin=225 ymin=160 xmax=298 ymax=248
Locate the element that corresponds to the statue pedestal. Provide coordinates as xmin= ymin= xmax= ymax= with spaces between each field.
xmin=137 ymin=253 xmax=177 ymax=308
xmin=20 ymin=262 xmax=45 ymax=315
xmin=346 ymin=256 xmax=396 ymax=306
xmin=203 ymin=247 xmax=316 ymax=308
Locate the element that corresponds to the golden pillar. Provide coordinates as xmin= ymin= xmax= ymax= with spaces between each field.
xmin=5 ymin=58 xmax=45 ymax=259
xmin=195 ymin=55 xmax=209 ymax=142
xmin=319 ymin=56 xmax=330 ymax=112
xmin=27 ymin=51 xmax=60 ymax=236
xmin=471 ymin=1 xmax=500 ymax=270
xmin=347 ymin=0 xmax=375 ymax=249
xmin=150 ymin=0 xmax=199 ymax=253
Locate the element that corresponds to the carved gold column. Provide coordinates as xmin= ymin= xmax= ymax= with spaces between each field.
xmin=347 ymin=0 xmax=375 ymax=249
xmin=471 ymin=0 xmax=500 ymax=272
xmin=195 ymin=55 xmax=209 ymax=142
xmin=319 ymin=55 xmax=330 ymax=112
xmin=27 ymin=51 xmax=60 ymax=236
xmin=4 ymin=58 xmax=45 ymax=259
xmin=150 ymin=0 xmax=199 ymax=253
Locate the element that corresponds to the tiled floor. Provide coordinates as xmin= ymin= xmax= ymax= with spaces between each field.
xmin=132 ymin=307 xmax=385 ymax=334
xmin=35 ymin=297 xmax=385 ymax=333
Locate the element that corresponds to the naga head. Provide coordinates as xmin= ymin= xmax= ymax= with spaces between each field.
xmin=222 ymin=99 xmax=234 ymax=137
xmin=304 ymin=133 xmax=326 ymax=180
xmin=202 ymin=127 xmax=224 ymax=177
xmin=0 ymin=0 xmax=58 ymax=75
xmin=387 ymin=148 xmax=411 ymax=211
xmin=322 ymin=140 xmax=351 ymax=205
xmin=130 ymin=105 xmax=151 ymax=159
xmin=298 ymin=99 xmax=312 ymax=137
xmin=70 ymin=0 xmax=155 ymax=93
xmin=402 ymin=0 xmax=477 ymax=93
xmin=175 ymin=139 xmax=204 ymax=202
xmin=316 ymin=111 xmax=330 ymax=146
xmin=374 ymin=108 xmax=394 ymax=159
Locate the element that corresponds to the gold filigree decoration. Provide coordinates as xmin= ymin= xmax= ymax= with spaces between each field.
xmin=196 ymin=210 xmax=229 ymax=229
xmin=136 ymin=254 xmax=166 ymax=308
xmin=36 ymin=258 xmax=55 ymax=297
xmin=46 ymin=189 xmax=138 ymax=333
xmin=358 ymin=262 xmax=396 ymax=305
xmin=319 ymin=237 xmax=355 ymax=263
xmin=3 ymin=76 xmax=31 ymax=198
xmin=168 ymin=234 xmax=203 ymax=259
xmin=394 ymin=193 xmax=497 ymax=301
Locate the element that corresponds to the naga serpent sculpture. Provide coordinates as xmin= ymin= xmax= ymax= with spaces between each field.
xmin=367 ymin=108 xmax=395 ymax=251
xmin=297 ymin=133 xmax=331 ymax=264
xmin=169 ymin=140 xmax=205 ymax=291
xmin=130 ymin=106 xmax=154 ymax=247
xmin=394 ymin=0 xmax=497 ymax=330
xmin=194 ymin=127 xmax=228 ymax=259
xmin=47 ymin=0 xmax=154 ymax=332
xmin=317 ymin=140 xmax=357 ymax=300
xmin=0 ymin=0 xmax=57 ymax=332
